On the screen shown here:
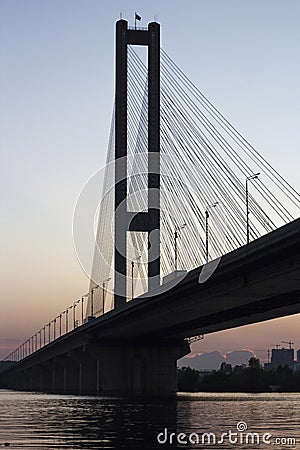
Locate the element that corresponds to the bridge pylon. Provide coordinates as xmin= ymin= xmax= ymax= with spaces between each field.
xmin=114 ymin=19 xmax=160 ymax=308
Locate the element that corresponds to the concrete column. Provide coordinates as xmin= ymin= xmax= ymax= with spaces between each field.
xmin=51 ymin=365 xmax=64 ymax=393
xmin=39 ymin=372 xmax=44 ymax=391
xmin=38 ymin=364 xmax=52 ymax=392
xmin=96 ymin=359 xmax=101 ymax=395
xmin=20 ymin=369 xmax=30 ymax=391
xmin=86 ymin=339 xmax=190 ymax=395
xmin=63 ymin=358 xmax=79 ymax=394
xmin=68 ymin=349 xmax=97 ymax=395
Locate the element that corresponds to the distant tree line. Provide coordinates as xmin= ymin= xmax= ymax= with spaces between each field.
xmin=177 ymin=358 xmax=300 ymax=392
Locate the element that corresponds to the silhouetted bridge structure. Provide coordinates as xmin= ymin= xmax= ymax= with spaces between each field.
xmin=1 ymin=19 xmax=300 ymax=395
xmin=1 ymin=218 xmax=300 ymax=394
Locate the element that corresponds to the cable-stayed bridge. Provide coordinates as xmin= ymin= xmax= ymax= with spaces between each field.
xmin=1 ymin=19 xmax=300 ymax=395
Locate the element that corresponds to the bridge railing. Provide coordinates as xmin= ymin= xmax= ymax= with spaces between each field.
xmin=3 ymin=294 xmax=90 ymax=363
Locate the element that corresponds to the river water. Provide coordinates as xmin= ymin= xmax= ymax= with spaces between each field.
xmin=0 ymin=390 xmax=299 ymax=449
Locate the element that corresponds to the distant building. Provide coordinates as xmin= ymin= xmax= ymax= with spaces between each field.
xmin=295 ymin=349 xmax=300 ymax=372
xmin=264 ymin=348 xmax=294 ymax=371
xmin=272 ymin=348 xmax=294 ymax=368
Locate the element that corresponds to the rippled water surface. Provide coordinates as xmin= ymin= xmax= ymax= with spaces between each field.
xmin=0 ymin=390 xmax=299 ymax=449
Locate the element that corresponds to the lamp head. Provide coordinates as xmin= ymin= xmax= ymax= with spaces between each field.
xmin=247 ymin=172 xmax=260 ymax=181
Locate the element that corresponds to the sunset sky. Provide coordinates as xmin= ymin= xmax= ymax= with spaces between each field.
xmin=1 ymin=0 xmax=299 ymax=360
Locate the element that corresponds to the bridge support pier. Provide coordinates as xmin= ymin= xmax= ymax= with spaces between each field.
xmin=88 ymin=339 xmax=190 ymax=395
xmin=51 ymin=361 xmax=65 ymax=393
xmin=62 ymin=356 xmax=79 ymax=394
xmin=63 ymin=350 xmax=97 ymax=395
xmin=37 ymin=364 xmax=52 ymax=392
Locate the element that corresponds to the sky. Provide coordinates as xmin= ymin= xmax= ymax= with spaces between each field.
xmin=0 ymin=0 xmax=299 ymax=360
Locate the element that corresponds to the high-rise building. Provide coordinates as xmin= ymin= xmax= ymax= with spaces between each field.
xmin=264 ymin=348 xmax=294 ymax=371
xmin=295 ymin=349 xmax=300 ymax=372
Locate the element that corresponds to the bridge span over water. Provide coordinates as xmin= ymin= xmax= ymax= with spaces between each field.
xmin=1 ymin=218 xmax=299 ymax=395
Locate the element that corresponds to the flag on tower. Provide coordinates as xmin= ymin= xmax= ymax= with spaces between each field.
xmin=134 ymin=12 xmax=141 ymax=29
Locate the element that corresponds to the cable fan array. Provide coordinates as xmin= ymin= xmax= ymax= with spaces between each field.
xmin=87 ymin=47 xmax=300 ymax=316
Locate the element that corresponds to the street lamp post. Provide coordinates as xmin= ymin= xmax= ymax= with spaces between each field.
xmin=62 ymin=310 xmax=66 ymax=333
xmin=90 ymin=286 xmax=99 ymax=317
xmin=81 ymin=294 xmax=88 ymax=325
xmin=246 ymin=173 xmax=260 ymax=244
xmin=73 ymin=304 xmax=76 ymax=328
xmin=52 ymin=318 xmax=56 ymax=340
xmin=174 ymin=224 xmax=187 ymax=273
xmin=47 ymin=323 xmax=51 ymax=343
xmin=131 ymin=261 xmax=134 ymax=300
xmin=131 ymin=256 xmax=141 ymax=300
xmin=58 ymin=314 xmax=62 ymax=337
xmin=205 ymin=202 xmax=218 ymax=263
xmin=102 ymin=278 xmax=111 ymax=311
xmin=81 ymin=297 xmax=84 ymax=324
xmin=73 ymin=301 xmax=79 ymax=328
xmin=66 ymin=309 xmax=69 ymax=333
xmin=69 ymin=305 xmax=73 ymax=329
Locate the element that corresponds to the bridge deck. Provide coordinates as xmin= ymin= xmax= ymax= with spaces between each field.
xmin=2 ymin=218 xmax=300 ymax=375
